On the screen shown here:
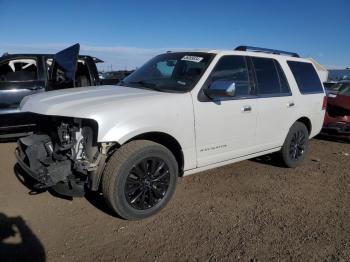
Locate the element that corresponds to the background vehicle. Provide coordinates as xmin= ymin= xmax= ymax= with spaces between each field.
xmin=100 ymin=70 xmax=134 ymax=83
xmin=325 ymin=80 xmax=350 ymax=96
xmin=16 ymin=46 xmax=326 ymax=220
xmin=0 ymin=44 xmax=130 ymax=138
xmin=324 ymin=81 xmax=338 ymax=95
xmin=328 ymin=68 xmax=350 ymax=82
xmin=323 ymin=81 xmax=350 ymax=140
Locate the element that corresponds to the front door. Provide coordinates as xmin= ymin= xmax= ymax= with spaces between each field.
xmin=192 ymin=55 xmax=258 ymax=167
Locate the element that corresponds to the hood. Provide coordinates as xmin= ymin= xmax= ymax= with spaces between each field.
xmin=20 ymin=85 xmax=166 ymax=117
xmin=20 ymin=84 xmax=194 ymax=143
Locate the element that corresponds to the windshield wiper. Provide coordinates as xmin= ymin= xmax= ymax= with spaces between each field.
xmin=128 ymin=80 xmax=164 ymax=92
xmin=129 ymin=80 xmax=154 ymax=87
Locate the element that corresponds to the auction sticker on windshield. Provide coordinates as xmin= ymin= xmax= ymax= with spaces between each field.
xmin=181 ymin=56 xmax=204 ymax=63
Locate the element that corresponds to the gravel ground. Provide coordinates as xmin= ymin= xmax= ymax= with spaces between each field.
xmin=0 ymin=138 xmax=349 ymax=261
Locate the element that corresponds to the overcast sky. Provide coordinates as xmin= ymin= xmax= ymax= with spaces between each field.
xmin=0 ymin=0 xmax=349 ymax=70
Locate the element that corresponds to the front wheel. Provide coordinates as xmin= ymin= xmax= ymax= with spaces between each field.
xmin=280 ymin=122 xmax=309 ymax=168
xmin=101 ymin=140 xmax=178 ymax=220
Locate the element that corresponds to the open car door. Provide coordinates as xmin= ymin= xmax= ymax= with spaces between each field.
xmin=48 ymin=43 xmax=80 ymax=90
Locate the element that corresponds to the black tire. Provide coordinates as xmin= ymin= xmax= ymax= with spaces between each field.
xmin=280 ymin=122 xmax=309 ymax=168
xmin=101 ymin=140 xmax=178 ymax=220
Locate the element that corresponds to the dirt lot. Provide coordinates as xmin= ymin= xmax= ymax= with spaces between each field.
xmin=0 ymin=138 xmax=349 ymax=261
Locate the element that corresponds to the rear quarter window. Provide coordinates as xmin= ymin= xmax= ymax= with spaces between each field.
xmin=287 ymin=61 xmax=324 ymax=94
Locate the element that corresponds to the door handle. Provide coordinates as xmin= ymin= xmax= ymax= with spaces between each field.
xmin=241 ymin=105 xmax=252 ymax=112
xmin=287 ymin=101 xmax=295 ymax=107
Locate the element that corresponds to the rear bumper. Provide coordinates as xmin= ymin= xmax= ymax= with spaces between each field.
xmin=322 ymin=121 xmax=350 ymax=138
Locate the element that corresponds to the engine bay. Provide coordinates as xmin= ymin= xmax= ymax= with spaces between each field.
xmin=16 ymin=116 xmax=112 ymax=197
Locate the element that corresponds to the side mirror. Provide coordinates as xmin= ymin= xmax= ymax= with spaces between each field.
xmin=204 ymin=80 xmax=236 ymax=99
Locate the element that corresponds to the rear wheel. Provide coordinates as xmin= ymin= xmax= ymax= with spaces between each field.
xmin=101 ymin=140 xmax=178 ymax=220
xmin=280 ymin=122 xmax=309 ymax=168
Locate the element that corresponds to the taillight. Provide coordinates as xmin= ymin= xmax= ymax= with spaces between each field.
xmin=322 ymin=96 xmax=327 ymax=110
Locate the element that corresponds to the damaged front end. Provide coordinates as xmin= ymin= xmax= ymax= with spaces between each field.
xmin=16 ymin=116 xmax=114 ymax=197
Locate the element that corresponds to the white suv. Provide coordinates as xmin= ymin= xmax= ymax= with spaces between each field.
xmin=17 ymin=46 xmax=326 ymax=220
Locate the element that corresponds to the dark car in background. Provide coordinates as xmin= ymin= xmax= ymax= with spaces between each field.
xmin=0 ymin=44 xmax=100 ymax=138
xmin=0 ymin=44 xmax=130 ymax=138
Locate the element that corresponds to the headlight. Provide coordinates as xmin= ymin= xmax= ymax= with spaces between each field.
xmin=19 ymin=96 xmax=30 ymax=111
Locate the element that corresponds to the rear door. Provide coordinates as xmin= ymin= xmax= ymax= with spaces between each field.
xmin=0 ymin=57 xmax=45 ymax=113
xmin=251 ymin=57 xmax=296 ymax=150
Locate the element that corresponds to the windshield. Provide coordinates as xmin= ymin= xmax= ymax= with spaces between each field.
xmin=120 ymin=52 xmax=214 ymax=92
xmin=338 ymin=83 xmax=350 ymax=96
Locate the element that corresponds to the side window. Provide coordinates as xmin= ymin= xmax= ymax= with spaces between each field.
xmin=287 ymin=61 xmax=323 ymax=94
xmin=252 ymin=57 xmax=282 ymax=95
xmin=0 ymin=59 xmax=38 ymax=82
xmin=209 ymin=55 xmax=251 ymax=97
xmin=275 ymin=61 xmax=291 ymax=94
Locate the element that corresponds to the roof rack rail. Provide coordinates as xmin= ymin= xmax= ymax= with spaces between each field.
xmin=235 ymin=45 xmax=300 ymax=58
